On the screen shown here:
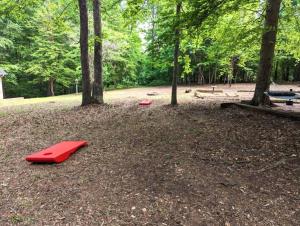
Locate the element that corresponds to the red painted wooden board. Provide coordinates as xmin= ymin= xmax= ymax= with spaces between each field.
xmin=139 ymin=100 xmax=152 ymax=106
xmin=26 ymin=141 xmax=88 ymax=163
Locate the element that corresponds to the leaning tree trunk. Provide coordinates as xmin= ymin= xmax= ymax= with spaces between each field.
xmin=47 ymin=78 xmax=55 ymax=96
xmin=78 ymin=0 xmax=91 ymax=106
xmin=171 ymin=2 xmax=182 ymax=106
xmin=92 ymin=0 xmax=104 ymax=104
xmin=251 ymin=0 xmax=282 ymax=106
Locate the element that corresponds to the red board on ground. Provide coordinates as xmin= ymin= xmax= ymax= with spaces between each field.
xmin=139 ymin=100 xmax=153 ymax=106
xmin=25 ymin=141 xmax=88 ymax=163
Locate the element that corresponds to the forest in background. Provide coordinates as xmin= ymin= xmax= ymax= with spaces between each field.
xmin=0 ymin=0 xmax=300 ymax=98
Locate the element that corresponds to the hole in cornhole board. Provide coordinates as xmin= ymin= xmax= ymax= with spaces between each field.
xmin=43 ymin=153 xmax=52 ymax=156
xmin=139 ymin=100 xmax=153 ymax=106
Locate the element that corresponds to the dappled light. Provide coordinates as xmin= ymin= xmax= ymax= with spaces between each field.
xmin=0 ymin=0 xmax=299 ymax=225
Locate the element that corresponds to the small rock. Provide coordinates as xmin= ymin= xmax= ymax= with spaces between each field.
xmin=219 ymin=178 xmax=238 ymax=187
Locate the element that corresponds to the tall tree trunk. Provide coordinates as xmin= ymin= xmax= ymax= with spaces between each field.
xmin=214 ymin=68 xmax=217 ymax=84
xmin=197 ymin=67 xmax=202 ymax=85
xmin=78 ymin=0 xmax=91 ymax=106
xmin=171 ymin=2 xmax=182 ymax=106
xmin=251 ymin=0 xmax=282 ymax=106
xmin=0 ymin=77 xmax=4 ymax=99
xmin=294 ymin=62 xmax=300 ymax=81
xmin=274 ymin=60 xmax=279 ymax=81
xmin=208 ymin=68 xmax=211 ymax=84
xmin=285 ymin=63 xmax=289 ymax=81
xmin=151 ymin=5 xmax=155 ymax=71
xmin=92 ymin=0 xmax=104 ymax=104
xmin=47 ymin=78 xmax=55 ymax=96
xmin=228 ymin=74 xmax=231 ymax=87
xmin=231 ymin=56 xmax=239 ymax=85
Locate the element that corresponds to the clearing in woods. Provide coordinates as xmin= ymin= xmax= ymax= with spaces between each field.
xmin=0 ymin=84 xmax=299 ymax=225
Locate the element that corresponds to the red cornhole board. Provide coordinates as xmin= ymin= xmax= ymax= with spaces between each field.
xmin=139 ymin=100 xmax=152 ymax=106
xmin=25 ymin=141 xmax=87 ymax=163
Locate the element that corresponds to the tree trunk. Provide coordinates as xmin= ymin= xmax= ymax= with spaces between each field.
xmin=231 ymin=56 xmax=239 ymax=85
xmin=285 ymin=63 xmax=289 ymax=81
xmin=47 ymin=78 xmax=55 ymax=96
xmin=0 ymin=77 xmax=4 ymax=99
xmin=274 ymin=60 xmax=279 ymax=81
xmin=78 ymin=0 xmax=91 ymax=106
xmin=294 ymin=62 xmax=300 ymax=81
xmin=92 ymin=0 xmax=104 ymax=104
xmin=171 ymin=2 xmax=182 ymax=106
xmin=228 ymin=74 xmax=231 ymax=87
xmin=198 ymin=67 xmax=203 ymax=85
xmin=214 ymin=68 xmax=217 ymax=84
xmin=208 ymin=68 xmax=211 ymax=84
xmin=251 ymin=0 xmax=282 ymax=106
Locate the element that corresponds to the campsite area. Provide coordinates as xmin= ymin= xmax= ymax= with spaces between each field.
xmin=0 ymin=84 xmax=299 ymax=225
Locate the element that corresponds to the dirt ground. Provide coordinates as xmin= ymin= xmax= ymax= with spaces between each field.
xmin=0 ymin=84 xmax=299 ymax=225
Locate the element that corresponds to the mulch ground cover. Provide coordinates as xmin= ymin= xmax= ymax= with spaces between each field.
xmin=0 ymin=100 xmax=299 ymax=225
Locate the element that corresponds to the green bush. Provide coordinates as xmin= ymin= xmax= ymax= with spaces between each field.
xmin=147 ymin=79 xmax=170 ymax=87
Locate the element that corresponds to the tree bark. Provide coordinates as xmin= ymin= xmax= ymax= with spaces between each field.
xmin=78 ymin=0 xmax=91 ymax=106
xmin=251 ymin=0 xmax=282 ymax=106
xmin=274 ymin=60 xmax=278 ymax=81
xmin=0 ymin=77 xmax=4 ymax=99
xmin=285 ymin=63 xmax=290 ymax=81
xmin=151 ymin=5 xmax=155 ymax=71
xmin=213 ymin=68 xmax=217 ymax=84
xmin=92 ymin=0 xmax=104 ymax=104
xmin=197 ymin=67 xmax=202 ymax=85
xmin=208 ymin=68 xmax=211 ymax=84
xmin=47 ymin=78 xmax=55 ymax=96
xmin=294 ymin=62 xmax=300 ymax=81
xmin=171 ymin=2 xmax=182 ymax=106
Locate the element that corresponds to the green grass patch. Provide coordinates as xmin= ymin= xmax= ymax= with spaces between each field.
xmin=0 ymin=94 xmax=81 ymax=108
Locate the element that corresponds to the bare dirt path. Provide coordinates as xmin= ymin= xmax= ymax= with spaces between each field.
xmin=1 ymin=83 xmax=299 ymax=115
xmin=0 ymin=84 xmax=299 ymax=225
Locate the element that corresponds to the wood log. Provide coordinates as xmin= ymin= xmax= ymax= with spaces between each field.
xmin=221 ymin=102 xmax=300 ymax=121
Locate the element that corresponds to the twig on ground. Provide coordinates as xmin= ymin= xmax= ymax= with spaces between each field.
xmin=256 ymin=159 xmax=287 ymax=173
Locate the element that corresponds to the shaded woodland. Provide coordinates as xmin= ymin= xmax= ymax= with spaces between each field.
xmin=0 ymin=0 xmax=299 ymax=105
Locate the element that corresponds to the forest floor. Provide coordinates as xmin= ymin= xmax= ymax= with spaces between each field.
xmin=0 ymin=83 xmax=299 ymax=225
